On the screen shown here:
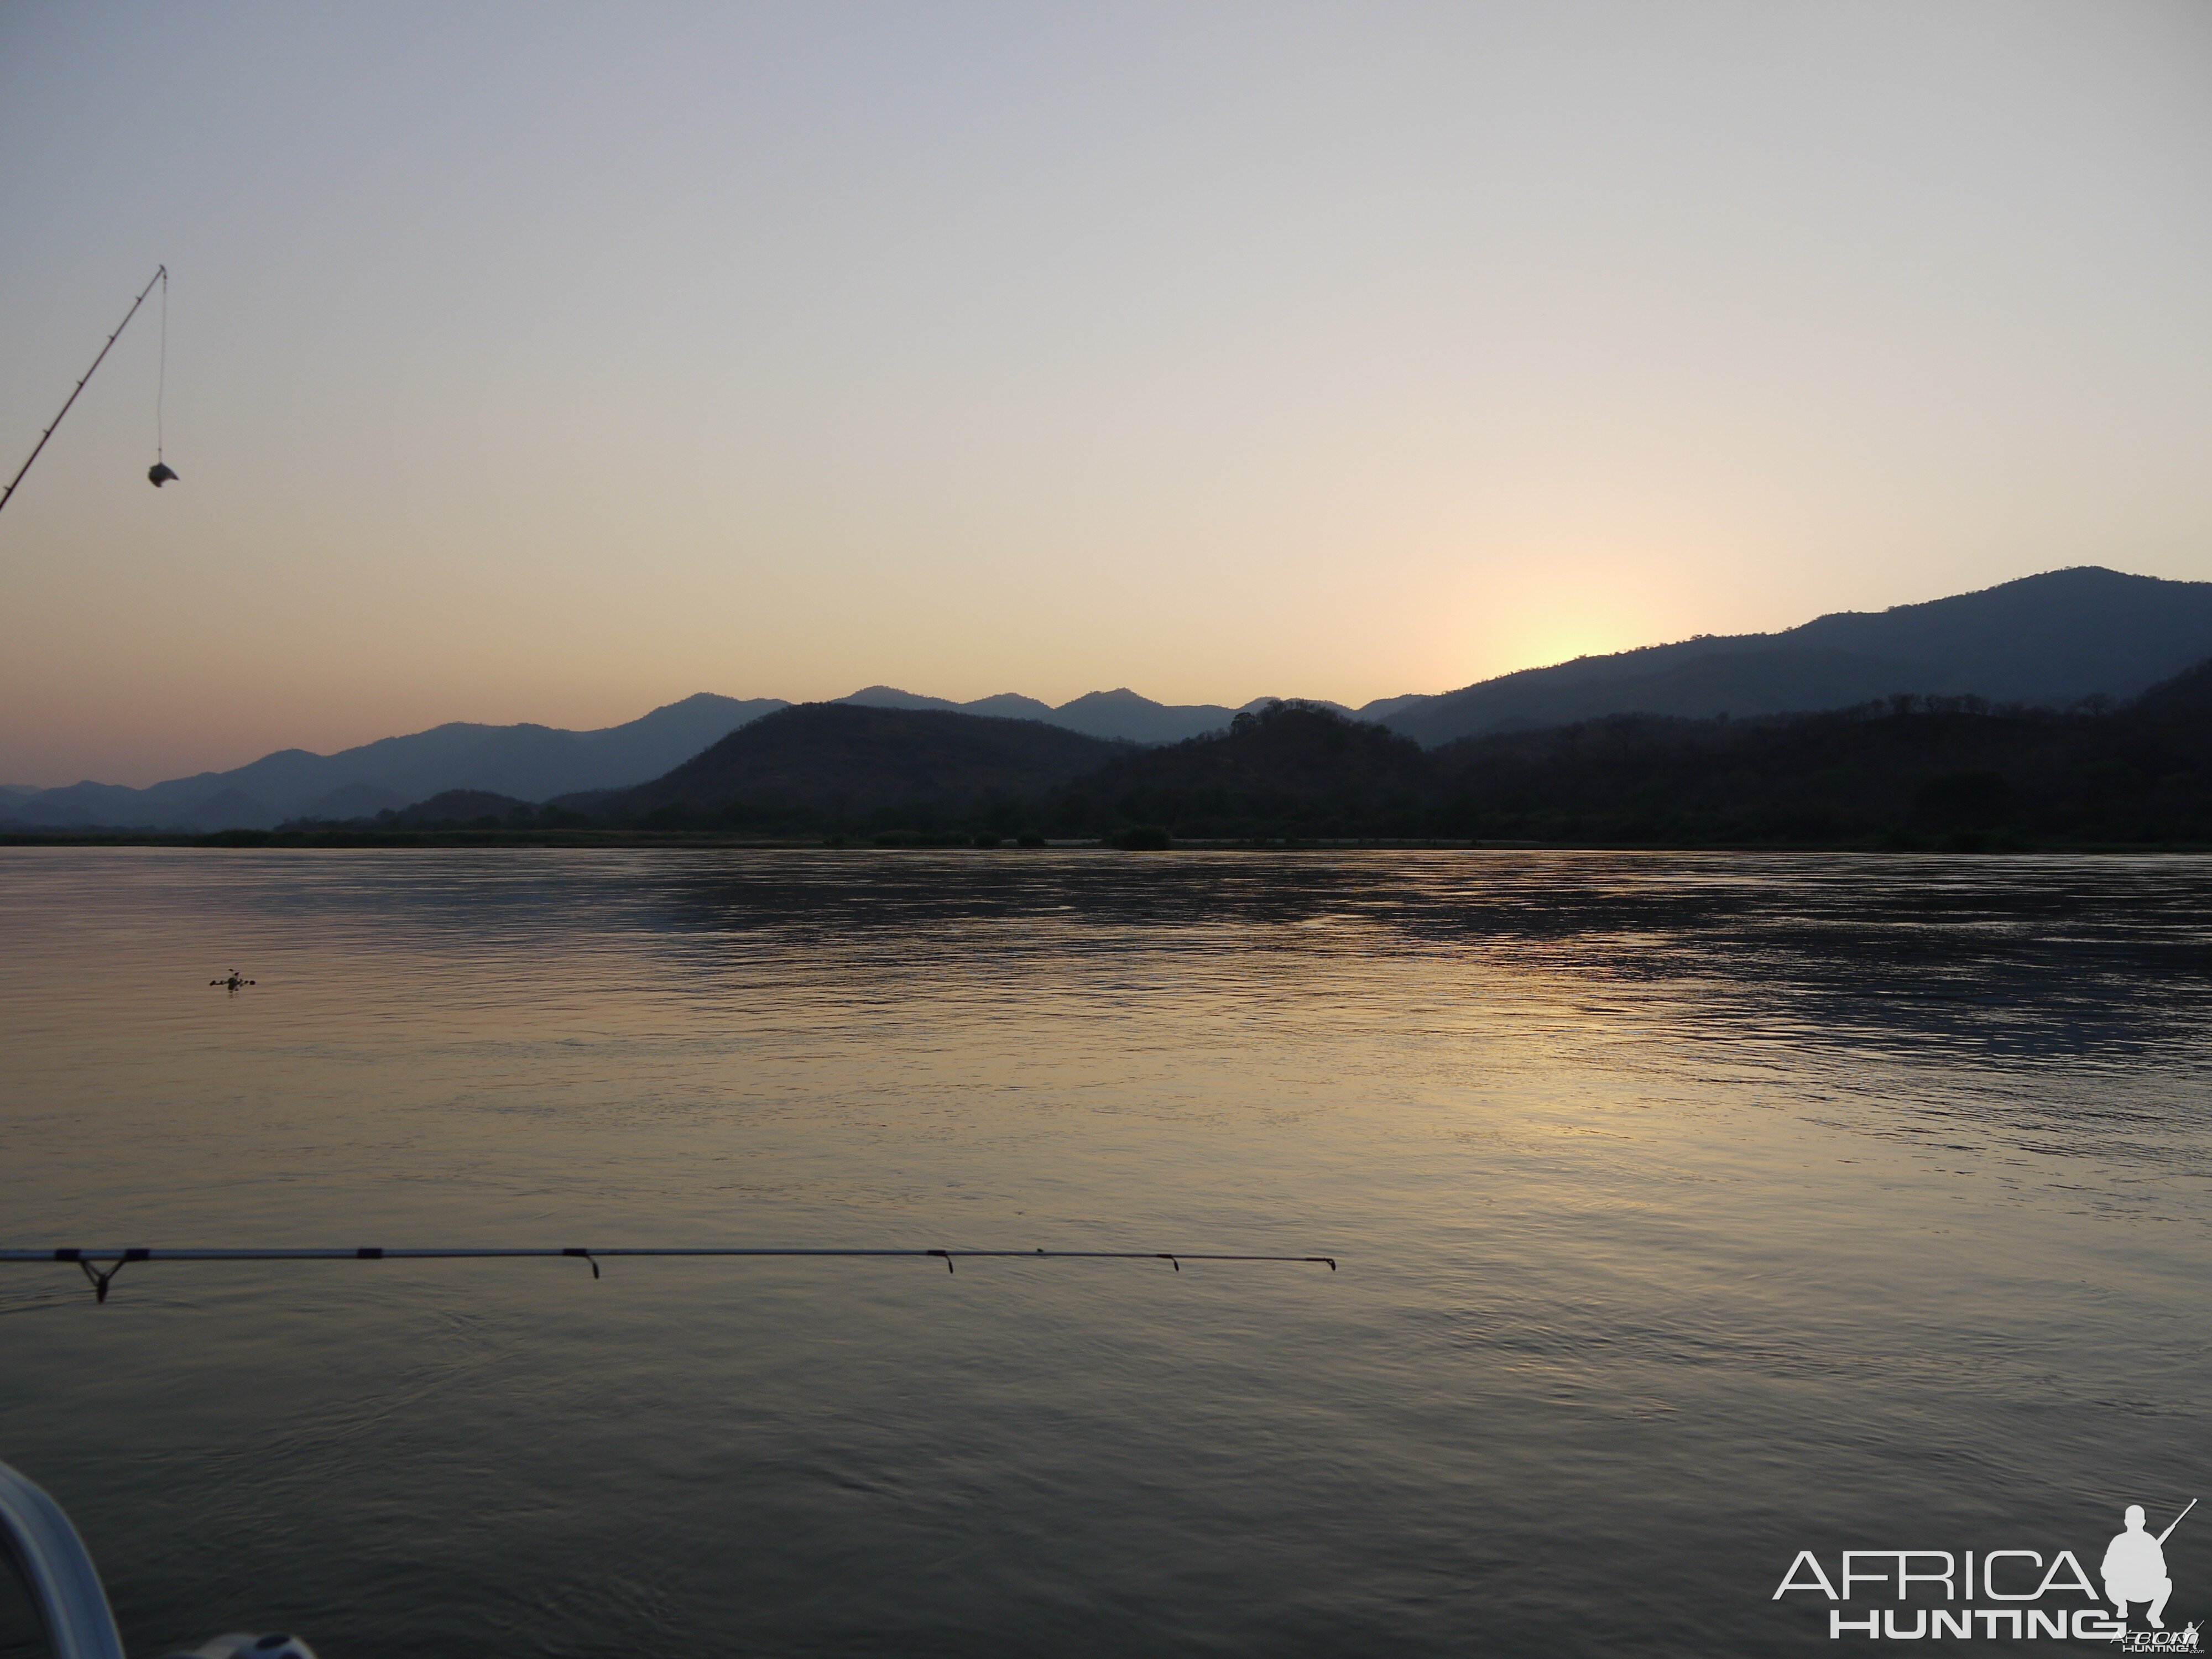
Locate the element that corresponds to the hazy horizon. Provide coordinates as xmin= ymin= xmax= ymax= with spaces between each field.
xmin=4 ymin=3 xmax=2208 ymax=786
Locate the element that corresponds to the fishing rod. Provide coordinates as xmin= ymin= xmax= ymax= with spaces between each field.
xmin=0 ymin=264 xmax=167 ymax=518
xmin=2 ymin=1245 xmax=1339 ymax=1302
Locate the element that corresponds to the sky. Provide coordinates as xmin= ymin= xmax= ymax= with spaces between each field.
xmin=2 ymin=2 xmax=2208 ymax=787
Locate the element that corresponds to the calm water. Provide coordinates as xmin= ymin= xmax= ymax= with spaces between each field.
xmin=2 ymin=848 xmax=2208 ymax=1656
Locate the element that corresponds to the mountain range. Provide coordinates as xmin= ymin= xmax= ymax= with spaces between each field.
xmin=0 ymin=693 xmax=784 ymax=832
xmin=7 ymin=566 xmax=2210 ymax=832
xmin=383 ymin=654 xmax=2212 ymax=848
xmin=0 ymin=687 xmax=1351 ymax=831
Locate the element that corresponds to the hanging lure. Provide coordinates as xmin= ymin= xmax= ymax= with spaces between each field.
xmin=0 ymin=264 xmax=171 ymax=517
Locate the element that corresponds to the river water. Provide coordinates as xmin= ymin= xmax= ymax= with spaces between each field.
xmin=1 ymin=848 xmax=2207 ymax=1656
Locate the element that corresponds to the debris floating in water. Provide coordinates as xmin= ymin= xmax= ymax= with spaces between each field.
xmin=1 ymin=1245 xmax=1340 ymax=1302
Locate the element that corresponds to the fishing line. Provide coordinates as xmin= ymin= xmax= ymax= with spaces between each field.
xmin=156 ymin=266 xmax=168 ymax=466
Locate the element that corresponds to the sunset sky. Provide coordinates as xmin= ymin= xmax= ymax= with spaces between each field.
xmin=3 ymin=1 xmax=2208 ymax=787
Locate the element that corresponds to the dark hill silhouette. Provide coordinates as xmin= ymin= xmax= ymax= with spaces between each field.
xmin=835 ymin=683 xmax=1352 ymax=743
xmin=379 ymin=790 xmax=539 ymax=827
xmin=598 ymin=703 xmax=1129 ymax=830
xmin=1385 ymin=567 xmax=2212 ymax=746
xmin=1423 ymin=674 xmax=2212 ymax=846
xmin=1039 ymin=701 xmax=1431 ymax=838
xmin=2135 ymin=654 xmax=2212 ymax=711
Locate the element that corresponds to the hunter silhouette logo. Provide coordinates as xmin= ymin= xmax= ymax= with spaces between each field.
xmin=1775 ymin=1497 xmax=2198 ymax=1643
xmin=2106 ymin=1501 xmax=2191 ymax=1631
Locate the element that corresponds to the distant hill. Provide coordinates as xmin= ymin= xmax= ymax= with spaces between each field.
xmin=837 ymin=684 xmax=1353 ymax=744
xmin=377 ymin=790 xmax=539 ymax=828
xmin=2135 ymin=654 xmax=2212 ymax=712
xmin=1383 ymin=567 xmax=2212 ymax=747
xmin=1039 ymin=700 xmax=1431 ymax=838
xmin=594 ymin=702 xmax=1130 ymax=830
xmin=1053 ymin=688 xmax=1296 ymax=744
xmin=4 ymin=693 xmax=786 ymax=831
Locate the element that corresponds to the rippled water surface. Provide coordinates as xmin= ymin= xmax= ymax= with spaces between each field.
xmin=2 ymin=848 xmax=2209 ymax=1656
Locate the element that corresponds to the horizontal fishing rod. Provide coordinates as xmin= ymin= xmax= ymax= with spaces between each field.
xmin=0 ymin=265 xmax=166 ymax=518
xmin=2 ymin=1245 xmax=1339 ymax=1302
